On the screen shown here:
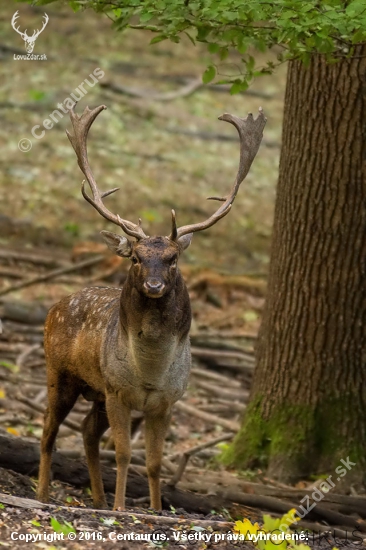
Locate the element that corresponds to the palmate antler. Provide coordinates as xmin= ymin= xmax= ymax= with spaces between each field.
xmin=66 ymin=104 xmax=266 ymax=242
xmin=170 ymin=109 xmax=267 ymax=240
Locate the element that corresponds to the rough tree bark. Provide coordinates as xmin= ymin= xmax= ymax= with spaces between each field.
xmin=225 ymin=46 xmax=366 ymax=486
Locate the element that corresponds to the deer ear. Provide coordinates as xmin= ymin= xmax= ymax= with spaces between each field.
xmin=177 ymin=233 xmax=193 ymax=251
xmin=100 ymin=230 xmax=133 ymax=257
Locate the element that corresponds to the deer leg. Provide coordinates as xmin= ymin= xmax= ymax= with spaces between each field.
xmin=144 ymin=410 xmax=171 ymax=510
xmin=82 ymin=400 xmax=109 ymax=509
xmin=37 ymin=372 xmax=80 ymax=503
xmin=105 ymin=392 xmax=131 ymax=510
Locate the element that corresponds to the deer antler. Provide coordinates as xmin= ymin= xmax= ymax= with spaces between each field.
xmin=66 ymin=104 xmax=147 ymax=240
xmin=11 ymin=11 xmax=26 ymax=39
xmin=170 ymin=108 xmax=266 ymax=240
xmin=33 ymin=13 xmax=49 ymax=39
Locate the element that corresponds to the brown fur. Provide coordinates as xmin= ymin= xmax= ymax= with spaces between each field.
xmin=37 ymin=237 xmax=192 ymax=510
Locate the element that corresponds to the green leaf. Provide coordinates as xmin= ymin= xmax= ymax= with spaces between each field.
xmin=352 ymin=28 xmax=366 ymax=43
xmin=346 ymin=0 xmax=366 ymax=15
xmin=219 ymin=46 xmax=229 ymax=60
xmin=183 ymin=31 xmax=196 ymax=45
xmin=196 ymin=25 xmax=212 ymax=41
xmin=150 ymin=34 xmax=167 ymax=44
xmin=243 ymin=309 xmax=258 ymax=321
xmin=208 ymin=43 xmax=220 ymax=53
xmin=28 ymin=90 xmax=46 ymax=101
xmin=247 ymin=55 xmax=255 ymax=71
xmin=300 ymin=51 xmax=312 ymax=67
xmin=262 ymin=514 xmax=280 ymax=531
xmin=24 ymin=0 xmax=364 ymax=77
xmin=230 ymin=80 xmax=248 ymax=94
xmin=202 ymin=65 xmax=216 ymax=84
xmin=0 ymin=361 xmax=18 ymax=373
xmin=50 ymin=518 xmax=61 ymax=532
xmin=130 ymin=514 xmax=142 ymax=524
xmin=280 ymin=10 xmax=297 ymax=20
xmin=140 ymin=12 xmax=154 ymax=22
xmin=50 ymin=517 xmax=75 ymax=535
xmin=30 ymin=520 xmax=41 ymax=527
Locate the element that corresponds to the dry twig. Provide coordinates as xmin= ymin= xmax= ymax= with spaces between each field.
xmin=0 ymin=255 xmax=105 ymax=297
xmin=174 ymin=401 xmax=240 ymax=432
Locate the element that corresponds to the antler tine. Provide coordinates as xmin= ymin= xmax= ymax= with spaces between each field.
xmin=171 ymin=108 xmax=266 ymax=240
xmin=66 ymin=104 xmax=147 ymax=240
xmin=11 ymin=11 xmax=26 ymax=38
xmin=170 ymin=210 xmax=178 ymax=241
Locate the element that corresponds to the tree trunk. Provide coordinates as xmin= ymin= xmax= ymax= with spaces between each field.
xmin=225 ymin=46 xmax=366 ymax=487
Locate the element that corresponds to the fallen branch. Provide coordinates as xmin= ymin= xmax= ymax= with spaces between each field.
xmin=0 ymin=371 xmax=45 ymax=386
xmin=0 ymin=435 xmax=233 ymax=515
xmin=1 ymin=301 xmax=49 ymax=325
xmin=106 ymin=70 xmax=274 ymax=99
xmin=0 ymin=267 xmax=24 ymax=279
xmin=100 ymin=78 xmax=203 ymax=101
xmin=16 ymin=344 xmax=40 ymax=368
xmin=199 ymin=402 xmax=245 ymax=414
xmin=0 ymin=255 xmax=105 ymax=297
xmin=0 ymin=320 xmax=43 ymax=334
xmin=191 ymin=346 xmax=255 ymax=365
xmin=194 ymin=379 xmax=249 ymax=401
xmin=174 ymin=401 xmax=240 ymax=432
xmin=0 ymin=491 xmax=232 ymax=529
xmin=165 ymin=127 xmax=280 ymax=149
xmin=215 ymin=398 xmax=246 ymax=411
xmin=191 ymin=366 xmax=242 ymax=387
xmin=189 ymin=272 xmax=267 ymax=294
xmin=0 ymin=249 xmax=68 ymax=268
xmin=15 ymin=395 xmax=81 ymax=433
xmin=168 ymin=433 xmax=233 ymax=487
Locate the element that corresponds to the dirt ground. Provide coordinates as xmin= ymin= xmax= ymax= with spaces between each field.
xmin=1 ymin=467 xmax=362 ymax=550
xmin=0 ymin=466 xmax=247 ymax=550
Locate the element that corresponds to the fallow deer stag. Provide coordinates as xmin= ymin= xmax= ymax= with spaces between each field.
xmin=37 ymin=104 xmax=266 ymax=511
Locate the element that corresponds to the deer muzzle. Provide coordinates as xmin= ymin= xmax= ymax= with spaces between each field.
xmin=143 ymin=278 xmax=165 ymax=298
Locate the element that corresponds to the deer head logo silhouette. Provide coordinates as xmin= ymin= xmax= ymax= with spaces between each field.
xmin=11 ymin=11 xmax=49 ymax=54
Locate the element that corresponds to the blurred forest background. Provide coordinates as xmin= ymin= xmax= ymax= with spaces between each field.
xmin=0 ymin=1 xmax=283 ymax=276
xmin=0 ymin=0 xmax=289 ymax=344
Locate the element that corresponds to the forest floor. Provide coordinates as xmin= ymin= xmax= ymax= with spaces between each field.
xmin=0 ymin=241 xmax=365 ymax=550
xmin=0 ymin=2 xmax=365 ymax=549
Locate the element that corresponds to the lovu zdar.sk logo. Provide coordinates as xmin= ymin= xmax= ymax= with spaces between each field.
xmin=11 ymin=10 xmax=48 ymax=55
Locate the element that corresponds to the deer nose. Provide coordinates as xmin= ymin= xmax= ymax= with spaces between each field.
xmin=144 ymin=279 xmax=165 ymax=294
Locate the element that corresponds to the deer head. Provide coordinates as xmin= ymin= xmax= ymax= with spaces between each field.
xmin=66 ymin=104 xmax=266 ymax=297
xmin=11 ymin=11 xmax=49 ymax=54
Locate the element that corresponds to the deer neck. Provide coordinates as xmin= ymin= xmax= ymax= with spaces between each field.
xmin=119 ymin=270 xmax=189 ymax=343
xmin=110 ymin=271 xmax=190 ymax=387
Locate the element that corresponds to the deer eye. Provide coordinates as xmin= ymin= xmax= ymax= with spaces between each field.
xmin=170 ymin=257 xmax=177 ymax=268
xmin=131 ymin=256 xmax=139 ymax=265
